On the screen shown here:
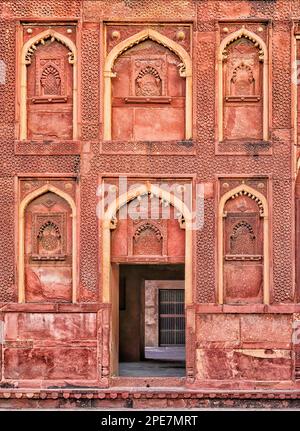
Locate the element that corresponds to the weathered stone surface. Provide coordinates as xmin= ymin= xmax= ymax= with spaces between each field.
xmin=4 ymin=313 xmax=97 ymax=341
xmin=196 ymin=349 xmax=292 ymax=381
xmin=4 ymin=347 xmax=97 ymax=380
xmin=197 ymin=314 xmax=240 ymax=346
xmin=240 ymin=315 xmax=292 ymax=345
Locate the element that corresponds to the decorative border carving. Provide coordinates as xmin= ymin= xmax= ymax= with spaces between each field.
xmin=14 ymin=140 xmax=81 ymax=155
xmin=100 ymin=140 xmax=195 ymax=155
xmin=1 ymin=389 xmax=300 ymax=402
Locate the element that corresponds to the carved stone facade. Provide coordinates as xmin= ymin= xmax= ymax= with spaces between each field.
xmin=111 ymin=37 xmax=187 ymax=141
xmin=0 ymin=0 xmax=300 ymax=408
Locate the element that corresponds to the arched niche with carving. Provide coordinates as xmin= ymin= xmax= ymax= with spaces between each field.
xmin=19 ymin=184 xmax=77 ymax=303
xmin=104 ymin=29 xmax=192 ymax=141
xmin=218 ymin=184 xmax=269 ymax=304
xmin=111 ymin=193 xmax=185 ymax=260
xmin=101 ymin=181 xmax=194 ymax=379
xmin=218 ymin=28 xmax=269 ymax=142
xmin=102 ymin=182 xmax=193 ymax=305
xmin=20 ymin=29 xmax=78 ymax=141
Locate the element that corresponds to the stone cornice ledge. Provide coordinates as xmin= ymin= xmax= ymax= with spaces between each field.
xmin=1 ymin=388 xmax=300 ymax=400
xmin=196 ymin=304 xmax=300 ymax=314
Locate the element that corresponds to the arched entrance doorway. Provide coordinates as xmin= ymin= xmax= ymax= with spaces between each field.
xmin=102 ymin=182 xmax=193 ymax=378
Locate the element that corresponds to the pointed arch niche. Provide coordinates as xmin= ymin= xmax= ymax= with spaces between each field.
xmin=218 ymin=184 xmax=269 ymax=305
xmin=102 ymin=182 xmax=193 ymax=304
xmin=20 ymin=29 xmax=78 ymax=141
xmin=101 ymin=182 xmax=194 ymax=377
xmin=18 ymin=184 xmax=77 ymax=303
xmin=103 ymin=29 xmax=192 ymax=141
xmin=218 ymin=27 xmax=269 ymax=142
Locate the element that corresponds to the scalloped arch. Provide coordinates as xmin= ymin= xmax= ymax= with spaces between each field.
xmin=104 ymin=28 xmax=192 ymax=77
xmin=104 ymin=183 xmax=192 ymax=226
xmin=22 ymin=29 xmax=77 ymax=65
xmin=220 ymin=183 xmax=268 ymax=217
xmin=219 ymin=27 xmax=268 ymax=62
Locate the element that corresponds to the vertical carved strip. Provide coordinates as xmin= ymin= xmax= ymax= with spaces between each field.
xmin=0 ymin=178 xmax=15 ymax=302
xmin=0 ymin=19 xmax=15 ymax=143
xmin=81 ymin=24 xmax=100 ymax=140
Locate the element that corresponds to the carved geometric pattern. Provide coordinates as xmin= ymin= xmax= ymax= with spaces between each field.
xmin=34 ymin=57 xmax=66 ymax=99
xmin=40 ymin=65 xmax=61 ymax=95
xmin=31 ymin=212 xmax=67 ymax=261
xmin=37 ymin=220 xmax=61 ymax=252
xmin=135 ymin=66 xmax=162 ymax=96
xmin=231 ymin=220 xmax=254 ymax=236
xmin=230 ymin=221 xmax=255 ymax=255
xmin=134 ymin=222 xmax=162 ymax=241
xmin=132 ymin=56 xmax=166 ymax=97
xmin=133 ymin=221 xmax=163 ymax=256
xmin=230 ymin=62 xmax=255 ymax=96
xmin=42 ymin=197 xmax=57 ymax=209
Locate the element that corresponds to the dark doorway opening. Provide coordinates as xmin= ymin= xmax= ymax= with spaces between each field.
xmin=118 ymin=264 xmax=185 ymax=377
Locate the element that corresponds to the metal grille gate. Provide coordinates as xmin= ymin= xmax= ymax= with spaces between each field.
xmin=159 ymin=289 xmax=185 ymax=346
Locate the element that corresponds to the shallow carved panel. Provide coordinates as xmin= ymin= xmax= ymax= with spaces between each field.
xmin=31 ymin=212 xmax=67 ymax=260
xmin=135 ymin=60 xmax=164 ymax=96
xmin=39 ymin=62 xmax=63 ymax=96
xmin=133 ymin=221 xmax=163 ymax=255
xmin=112 ymin=40 xmax=185 ymax=141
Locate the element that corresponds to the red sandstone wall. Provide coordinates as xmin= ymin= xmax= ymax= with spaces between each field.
xmin=0 ymin=0 xmax=299 ymax=395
